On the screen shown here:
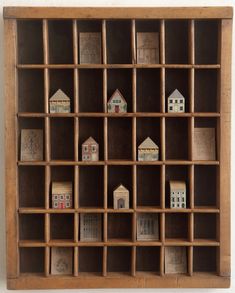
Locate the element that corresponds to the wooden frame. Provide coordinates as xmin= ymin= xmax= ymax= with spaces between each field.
xmin=4 ymin=6 xmax=232 ymax=289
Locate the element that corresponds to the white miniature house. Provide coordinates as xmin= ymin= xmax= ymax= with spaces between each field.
xmin=137 ymin=213 xmax=159 ymax=241
xmin=138 ymin=137 xmax=159 ymax=161
xmin=49 ymin=89 xmax=71 ymax=113
xmin=107 ymin=89 xmax=127 ymax=113
xmin=170 ymin=181 xmax=186 ymax=209
xmin=167 ymin=89 xmax=185 ymax=113
xmin=113 ymin=184 xmax=129 ymax=209
xmin=82 ymin=137 xmax=99 ymax=161
xmin=52 ymin=182 xmax=73 ymax=209
xmin=80 ymin=213 xmax=102 ymax=242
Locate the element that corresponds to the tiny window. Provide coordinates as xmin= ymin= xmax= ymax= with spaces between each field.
xmin=54 ymin=195 xmax=58 ymax=200
xmin=175 ymin=100 xmax=178 ymax=104
xmin=66 ymin=194 xmax=70 ymax=200
xmin=60 ymin=195 xmax=64 ymax=200
xmin=172 ymin=204 xmax=175 ymax=208
xmin=169 ymin=106 xmax=173 ymax=110
xmin=177 ymin=204 xmax=179 ymax=207
xmin=54 ymin=202 xmax=58 ymax=208
xmin=66 ymin=202 xmax=70 ymax=208
xmin=83 ymin=145 xmax=88 ymax=152
xmin=180 ymin=99 xmax=184 ymax=103
xmin=180 ymin=106 xmax=183 ymax=110
xmin=91 ymin=145 xmax=96 ymax=152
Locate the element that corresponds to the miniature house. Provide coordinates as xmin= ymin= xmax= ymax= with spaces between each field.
xmin=79 ymin=32 xmax=101 ymax=64
xmin=113 ymin=184 xmax=129 ymax=209
xmin=137 ymin=213 xmax=159 ymax=241
xmin=167 ymin=89 xmax=185 ymax=113
xmin=49 ymin=89 xmax=71 ymax=113
xmin=82 ymin=137 xmax=99 ymax=161
xmin=80 ymin=213 xmax=102 ymax=242
xmin=170 ymin=181 xmax=186 ymax=209
xmin=138 ymin=137 xmax=159 ymax=161
xmin=107 ymin=89 xmax=127 ymax=113
xmin=137 ymin=32 xmax=159 ymax=64
xmin=52 ymin=182 xmax=73 ymax=209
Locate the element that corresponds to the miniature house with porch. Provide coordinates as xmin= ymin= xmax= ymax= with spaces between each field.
xmin=80 ymin=213 xmax=102 ymax=242
xmin=107 ymin=89 xmax=127 ymax=113
xmin=167 ymin=89 xmax=185 ymax=113
xmin=170 ymin=181 xmax=186 ymax=209
xmin=49 ymin=89 xmax=71 ymax=113
xmin=137 ymin=213 xmax=159 ymax=241
xmin=52 ymin=182 xmax=73 ymax=209
xmin=138 ymin=137 xmax=159 ymax=161
xmin=82 ymin=137 xmax=99 ymax=161
xmin=113 ymin=184 xmax=129 ymax=209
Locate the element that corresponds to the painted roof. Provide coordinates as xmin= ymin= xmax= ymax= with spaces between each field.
xmin=52 ymin=182 xmax=72 ymax=194
xmin=50 ymin=89 xmax=70 ymax=101
xmin=82 ymin=136 xmax=98 ymax=146
xmin=138 ymin=137 xmax=159 ymax=150
xmin=168 ymin=89 xmax=185 ymax=100
xmin=169 ymin=180 xmax=186 ymax=190
xmin=114 ymin=184 xmax=129 ymax=193
xmin=107 ymin=89 xmax=127 ymax=104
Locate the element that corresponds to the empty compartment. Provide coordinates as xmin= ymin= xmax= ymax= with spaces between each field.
xmin=50 ymin=118 xmax=74 ymax=160
xmin=78 ymin=247 xmax=103 ymax=273
xmin=49 ymin=69 xmax=74 ymax=112
xmin=165 ymin=69 xmax=190 ymax=112
xmin=48 ymin=20 xmax=73 ymax=64
xmin=166 ymin=118 xmax=189 ymax=160
xmin=193 ymin=247 xmax=217 ymax=272
xmin=17 ymin=20 xmax=43 ymax=64
xmin=165 ymin=213 xmax=189 ymax=240
xmin=50 ymin=213 xmax=74 ymax=240
xmin=79 ymin=166 xmax=104 ymax=207
xmin=108 ymin=118 xmax=132 ymax=160
xmin=107 ymin=246 xmax=131 ymax=273
xmin=79 ymin=69 xmax=103 ymax=112
xmin=194 ymin=165 xmax=218 ymax=207
xmin=106 ymin=21 xmax=132 ymax=64
xmin=18 ymin=69 xmax=44 ymax=112
xmin=136 ymin=246 xmax=160 ymax=273
xmin=137 ymin=166 xmax=161 ymax=207
xmin=20 ymin=247 xmax=45 ymax=274
xmin=195 ymin=21 xmax=220 ymax=64
xmin=108 ymin=213 xmax=132 ymax=241
xmin=19 ymin=214 xmax=44 ymax=241
xmin=79 ymin=118 xmax=104 ymax=161
xmin=165 ymin=20 xmax=189 ymax=64
xmin=19 ymin=166 xmax=45 ymax=208
xmin=108 ymin=166 xmax=132 ymax=208
xmin=194 ymin=213 xmax=217 ymax=240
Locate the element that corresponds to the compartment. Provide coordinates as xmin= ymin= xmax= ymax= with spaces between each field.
xmin=165 ymin=213 xmax=189 ymax=240
xmin=79 ymin=118 xmax=104 ymax=161
xmin=50 ymin=117 xmax=74 ymax=160
xmin=20 ymin=248 xmax=45 ymax=274
xmin=136 ymin=246 xmax=160 ymax=273
xmin=106 ymin=21 xmax=132 ymax=64
xmin=78 ymin=247 xmax=103 ymax=273
xmin=108 ymin=118 xmax=132 ymax=160
xmin=194 ymin=165 xmax=218 ymax=207
xmin=194 ymin=213 xmax=217 ymax=240
xmin=17 ymin=20 xmax=43 ymax=64
xmin=18 ymin=69 xmax=44 ymax=113
xmin=107 ymin=247 xmax=131 ymax=273
xmin=79 ymin=69 xmax=103 ymax=112
xmin=195 ymin=21 xmax=220 ymax=64
xmin=79 ymin=166 xmax=104 ymax=207
xmin=108 ymin=166 xmax=132 ymax=208
xmin=50 ymin=213 xmax=74 ymax=240
xmin=108 ymin=213 xmax=132 ymax=241
xmin=49 ymin=69 xmax=74 ymax=112
xmin=48 ymin=20 xmax=73 ymax=64
xmin=193 ymin=247 xmax=217 ymax=272
xmin=19 ymin=166 xmax=45 ymax=208
xmin=19 ymin=214 xmax=44 ymax=241
xmin=165 ymin=20 xmax=189 ymax=64
xmin=137 ymin=166 xmax=161 ymax=207
xmin=165 ymin=118 xmax=189 ymax=160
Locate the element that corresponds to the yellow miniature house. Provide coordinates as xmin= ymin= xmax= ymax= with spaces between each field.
xmin=138 ymin=137 xmax=159 ymax=161
xmin=49 ymin=89 xmax=71 ymax=113
xmin=113 ymin=184 xmax=129 ymax=209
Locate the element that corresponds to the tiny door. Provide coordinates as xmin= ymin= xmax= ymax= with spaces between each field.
xmin=117 ymin=198 xmax=125 ymax=209
xmin=115 ymin=105 xmax=119 ymax=113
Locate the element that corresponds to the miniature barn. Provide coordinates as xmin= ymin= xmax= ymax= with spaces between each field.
xmin=138 ymin=137 xmax=159 ymax=161
xmin=52 ymin=182 xmax=73 ymax=209
xmin=137 ymin=213 xmax=159 ymax=241
xmin=107 ymin=89 xmax=127 ymax=113
xmin=167 ymin=89 xmax=185 ymax=113
xmin=82 ymin=136 xmax=99 ymax=161
xmin=113 ymin=184 xmax=129 ymax=209
xmin=137 ymin=32 xmax=159 ymax=64
xmin=170 ymin=181 xmax=186 ymax=209
xmin=80 ymin=213 xmax=102 ymax=242
xmin=49 ymin=89 xmax=71 ymax=113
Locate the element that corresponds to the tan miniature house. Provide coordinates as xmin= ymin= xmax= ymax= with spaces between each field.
xmin=82 ymin=137 xmax=99 ymax=161
xmin=137 ymin=213 xmax=159 ymax=241
xmin=170 ymin=181 xmax=186 ymax=209
xmin=79 ymin=32 xmax=101 ymax=64
xmin=49 ymin=89 xmax=71 ymax=113
xmin=107 ymin=89 xmax=127 ymax=113
xmin=138 ymin=137 xmax=159 ymax=161
xmin=113 ymin=184 xmax=129 ymax=209
xmin=52 ymin=182 xmax=73 ymax=209
xmin=80 ymin=213 xmax=102 ymax=242
xmin=137 ymin=32 xmax=159 ymax=64
xmin=167 ymin=89 xmax=185 ymax=113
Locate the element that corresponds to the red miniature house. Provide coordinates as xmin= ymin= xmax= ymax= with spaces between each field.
xmin=52 ymin=182 xmax=73 ymax=209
